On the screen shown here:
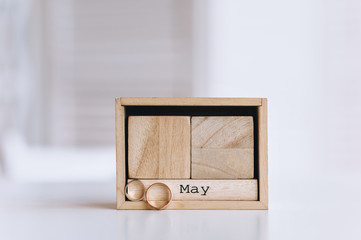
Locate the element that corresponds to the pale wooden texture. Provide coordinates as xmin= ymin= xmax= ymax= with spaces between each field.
xmin=116 ymin=97 xmax=268 ymax=210
xmin=127 ymin=179 xmax=258 ymax=201
xmin=120 ymin=200 xmax=266 ymax=210
xmin=119 ymin=97 xmax=262 ymax=106
xmin=258 ymin=98 xmax=268 ymax=208
xmin=191 ymin=116 xmax=254 ymax=179
xmin=115 ymin=99 xmax=126 ymax=208
xmin=128 ymin=116 xmax=191 ymax=179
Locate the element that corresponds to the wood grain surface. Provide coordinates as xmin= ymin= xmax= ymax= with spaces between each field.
xmin=119 ymin=97 xmax=262 ymax=106
xmin=258 ymin=98 xmax=268 ymax=208
xmin=127 ymin=179 xmax=258 ymax=201
xmin=128 ymin=116 xmax=191 ymax=179
xmin=191 ymin=116 xmax=254 ymax=179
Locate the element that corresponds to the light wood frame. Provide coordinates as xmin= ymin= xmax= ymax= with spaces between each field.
xmin=115 ymin=97 xmax=268 ymax=210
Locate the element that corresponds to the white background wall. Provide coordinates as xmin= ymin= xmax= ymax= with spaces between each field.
xmin=197 ymin=0 xmax=361 ymax=182
xmin=38 ymin=0 xmax=193 ymax=146
xmin=1 ymin=1 xmax=361 ymax=239
xmin=0 ymin=0 xmax=194 ymax=180
xmin=1 ymin=0 xmax=361 ymax=183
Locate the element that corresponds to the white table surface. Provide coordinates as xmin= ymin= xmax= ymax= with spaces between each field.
xmin=1 ymin=175 xmax=360 ymax=240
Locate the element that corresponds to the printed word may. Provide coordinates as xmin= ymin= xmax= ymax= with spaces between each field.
xmin=180 ymin=184 xmax=210 ymax=196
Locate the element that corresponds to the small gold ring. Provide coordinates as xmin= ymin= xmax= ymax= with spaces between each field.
xmin=145 ymin=182 xmax=172 ymax=210
xmin=124 ymin=179 xmax=146 ymax=201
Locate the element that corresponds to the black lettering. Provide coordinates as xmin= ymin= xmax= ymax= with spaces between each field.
xmin=201 ymin=186 xmax=210 ymax=196
xmin=180 ymin=184 xmax=189 ymax=193
xmin=191 ymin=186 xmax=199 ymax=193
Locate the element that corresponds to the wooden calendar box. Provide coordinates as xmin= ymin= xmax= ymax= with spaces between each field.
xmin=115 ymin=97 xmax=268 ymax=210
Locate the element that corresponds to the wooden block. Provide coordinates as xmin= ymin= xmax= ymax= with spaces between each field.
xmin=127 ymin=179 xmax=258 ymax=201
xmin=128 ymin=116 xmax=190 ymax=179
xmin=191 ymin=116 xmax=254 ymax=179
xmin=116 ymin=97 xmax=268 ymax=210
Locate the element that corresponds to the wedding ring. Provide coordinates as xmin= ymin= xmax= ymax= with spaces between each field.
xmin=145 ymin=182 xmax=172 ymax=210
xmin=125 ymin=179 xmax=146 ymax=201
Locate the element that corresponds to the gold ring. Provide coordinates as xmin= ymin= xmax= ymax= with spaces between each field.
xmin=145 ymin=182 xmax=172 ymax=210
xmin=124 ymin=179 xmax=146 ymax=201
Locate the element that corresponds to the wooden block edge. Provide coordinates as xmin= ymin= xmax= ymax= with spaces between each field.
xmin=258 ymin=98 xmax=268 ymax=208
xmin=115 ymin=98 xmax=126 ymax=208
xmin=116 ymin=200 xmax=267 ymax=210
xmin=118 ymin=97 xmax=262 ymax=106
